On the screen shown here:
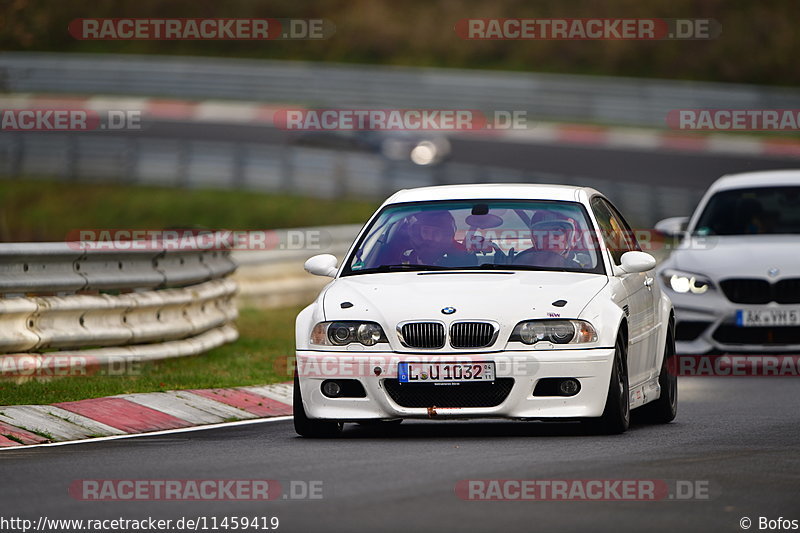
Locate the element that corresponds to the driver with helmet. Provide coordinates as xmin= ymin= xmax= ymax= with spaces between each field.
xmin=402 ymin=210 xmax=477 ymax=267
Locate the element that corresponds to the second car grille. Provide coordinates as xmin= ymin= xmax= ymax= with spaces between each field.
xmin=400 ymin=322 xmax=446 ymax=349
xmin=775 ymin=279 xmax=800 ymax=304
xmin=720 ymin=278 xmax=800 ymax=304
xmin=450 ymin=322 xmax=496 ymax=348
xmin=675 ymin=321 xmax=711 ymax=342
xmin=712 ymin=325 xmax=800 ymax=345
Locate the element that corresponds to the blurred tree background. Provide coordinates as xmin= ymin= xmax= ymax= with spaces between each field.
xmin=0 ymin=0 xmax=797 ymax=85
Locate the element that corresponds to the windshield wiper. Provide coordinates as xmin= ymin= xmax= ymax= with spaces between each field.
xmin=355 ymin=264 xmax=448 ymax=274
xmin=474 ymin=263 xmax=573 ymax=272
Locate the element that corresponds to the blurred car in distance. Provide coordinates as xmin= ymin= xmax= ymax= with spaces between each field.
xmin=656 ymin=170 xmax=800 ymax=354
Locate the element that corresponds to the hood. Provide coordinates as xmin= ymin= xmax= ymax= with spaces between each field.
xmin=665 ymin=235 xmax=800 ymax=280
xmin=322 ymin=271 xmax=608 ymax=327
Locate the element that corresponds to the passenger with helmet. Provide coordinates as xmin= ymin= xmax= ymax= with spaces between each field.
xmin=512 ymin=209 xmax=584 ymax=268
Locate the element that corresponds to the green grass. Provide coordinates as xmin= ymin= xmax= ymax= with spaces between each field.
xmin=0 ymin=178 xmax=378 ymax=242
xmin=0 ymin=179 xmax=372 ymax=405
xmin=0 ymin=307 xmax=301 ymax=406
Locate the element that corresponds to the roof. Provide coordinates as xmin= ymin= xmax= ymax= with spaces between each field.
xmin=710 ymin=169 xmax=800 ymax=193
xmin=383 ymin=183 xmax=598 ymax=205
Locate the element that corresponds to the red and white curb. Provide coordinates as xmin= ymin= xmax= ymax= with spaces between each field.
xmin=479 ymin=123 xmax=800 ymax=158
xmin=0 ymin=383 xmax=292 ymax=448
xmin=2 ymin=93 xmax=800 ymax=158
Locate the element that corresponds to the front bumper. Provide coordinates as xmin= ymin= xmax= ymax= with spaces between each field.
xmin=667 ymin=289 xmax=800 ymax=354
xmin=296 ymin=348 xmax=615 ymax=420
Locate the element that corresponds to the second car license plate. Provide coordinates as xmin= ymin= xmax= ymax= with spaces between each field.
xmin=398 ymin=362 xmax=495 ymax=383
xmin=736 ymin=308 xmax=800 ymax=327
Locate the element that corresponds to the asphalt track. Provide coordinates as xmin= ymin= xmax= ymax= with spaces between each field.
xmin=4 ymin=124 xmax=800 ymax=533
xmin=120 ymin=121 xmax=800 ymax=190
xmin=1 ymin=378 xmax=799 ymax=533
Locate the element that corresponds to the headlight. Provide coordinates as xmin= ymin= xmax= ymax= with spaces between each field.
xmin=660 ymin=269 xmax=713 ymax=294
xmin=510 ymin=320 xmax=597 ymax=345
xmin=310 ymin=321 xmax=388 ymax=346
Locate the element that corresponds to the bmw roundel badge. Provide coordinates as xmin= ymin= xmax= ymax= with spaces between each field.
xmin=441 ymin=307 xmax=456 ymax=315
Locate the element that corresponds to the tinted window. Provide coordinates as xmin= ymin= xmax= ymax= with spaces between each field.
xmin=343 ymin=200 xmax=605 ymax=276
xmin=694 ymin=187 xmax=800 ymax=235
xmin=591 ymin=197 xmax=638 ymax=265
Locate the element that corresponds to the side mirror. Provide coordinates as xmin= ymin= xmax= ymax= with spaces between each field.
xmin=615 ymin=251 xmax=656 ymax=275
xmin=304 ymin=254 xmax=338 ymax=277
xmin=654 ymin=216 xmax=689 ymax=238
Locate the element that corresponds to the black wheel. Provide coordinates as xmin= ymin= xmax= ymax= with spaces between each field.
xmin=586 ymin=335 xmax=630 ymax=435
xmin=637 ymin=322 xmax=677 ymax=424
xmin=293 ymin=371 xmax=343 ymax=438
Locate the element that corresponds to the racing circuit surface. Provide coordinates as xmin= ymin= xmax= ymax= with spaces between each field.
xmin=1 ymin=378 xmax=799 ymax=532
xmin=2 ymin=129 xmax=800 ymax=533
xmin=122 ymin=120 xmax=800 ymax=189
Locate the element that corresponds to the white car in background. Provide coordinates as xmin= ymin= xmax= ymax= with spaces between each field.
xmin=295 ymin=184 xmax=676 ymax=437
xmin=656 ymin=170 xmax=800 ymax=355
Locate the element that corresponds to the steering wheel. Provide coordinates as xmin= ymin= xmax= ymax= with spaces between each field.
xmin=486 ymin=240 xmax=508 ymax=264
xmin=468 ymin=234 xmax=509 ymax=264
xmin=510 ymin=248 xmax=572 ymax=268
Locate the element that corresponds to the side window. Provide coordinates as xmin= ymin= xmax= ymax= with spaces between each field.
xmin=607 ymin=202 xmax=642 ymax=253
xmin=591 ymin=198 xmax=637 ymax=265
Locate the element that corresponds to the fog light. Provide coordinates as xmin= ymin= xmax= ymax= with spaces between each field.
xmin=559 ymin=379 xmax=580 ymax=396
xmin=322 ymin=380 xmax=342 ymax=398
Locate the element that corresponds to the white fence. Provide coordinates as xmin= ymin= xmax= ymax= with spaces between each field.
xmin=0 ymin=240 xmax=239 ymax=373
xmin=232 ymin=225 xmax=360 ymax=309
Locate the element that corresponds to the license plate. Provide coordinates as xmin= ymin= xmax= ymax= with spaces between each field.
xmin=398 ymin=362 xmax=495 ymax=383
xmin=736 ymin=309 xmax=800 ymax=327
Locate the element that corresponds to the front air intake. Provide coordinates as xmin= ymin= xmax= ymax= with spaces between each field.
xmin=449 ymin=322 xmax=496 ymax=348
xmin=399 ymin=322 xmax=446 ymax=349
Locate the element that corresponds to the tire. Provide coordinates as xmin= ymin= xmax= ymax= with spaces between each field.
xmin=586 ymin=336 xmax=630 ymax=435
xmin=637 ymin=323 xmax=678 ymax=424
xmin=293 ymin=371 xmax=343 ymax=438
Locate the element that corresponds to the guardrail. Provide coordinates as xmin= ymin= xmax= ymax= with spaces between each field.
xmin=2 ymin=52 xmax=800 ymax=128
xmin=232 ymin=225 xmax=360 ymax=309
xmin=0 ymin=239 xmax=239 ymax=376
xmin=0 ymin=131 xmax=703 ymax=227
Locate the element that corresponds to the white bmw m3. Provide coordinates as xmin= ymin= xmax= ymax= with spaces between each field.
xmin=294 ymin=184 xmax=676 ymax=437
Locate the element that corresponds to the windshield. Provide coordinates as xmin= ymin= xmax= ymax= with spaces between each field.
xmin=694 ymin=186 xmax=800 ymax=236
xmin=342 ymin=200 xmax=605 ymax=276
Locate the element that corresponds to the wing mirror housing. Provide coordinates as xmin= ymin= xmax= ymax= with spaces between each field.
xmin=304 ymin=254 xmax=339 ymax=277
xmin=613 ymin=251 xmax=657 ymax=275
xmin=654 ymin=216 xmax=689 ymax=238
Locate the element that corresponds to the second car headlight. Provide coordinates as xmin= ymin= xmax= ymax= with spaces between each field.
xmin=660 ymin=269 xmax=713 ymax=294
xmin=311 ymin=321 xmax=388 ymax=346
xmin=510 ymin=320 xmax=597 ymax=345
